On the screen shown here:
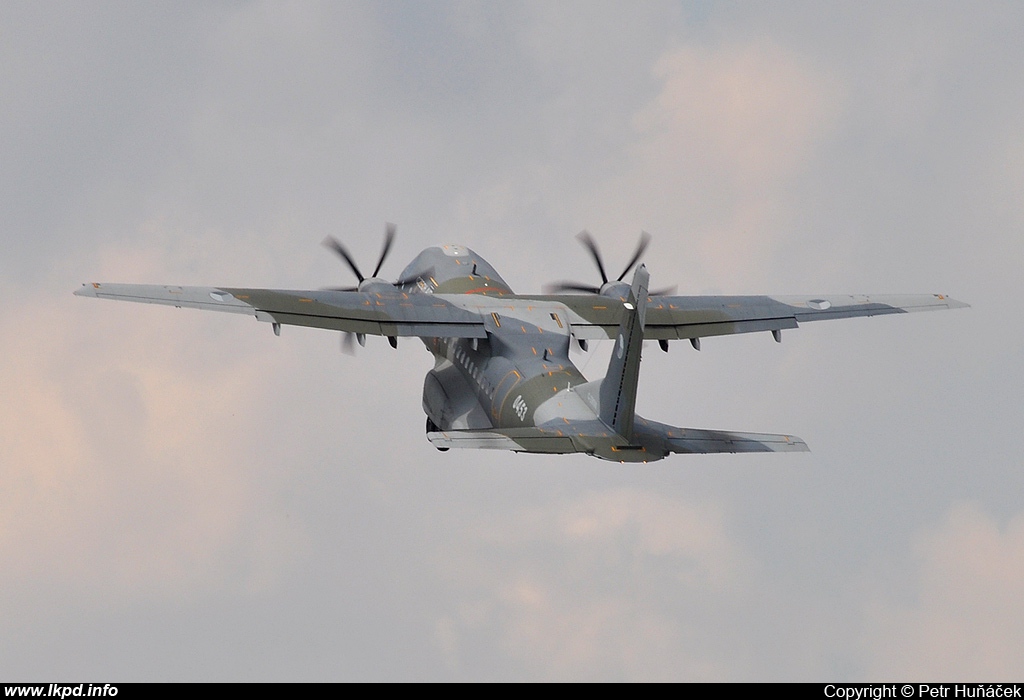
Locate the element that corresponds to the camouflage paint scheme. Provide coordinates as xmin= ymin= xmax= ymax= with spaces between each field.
xmin=75 ymin=244 xmax=967 ymax=462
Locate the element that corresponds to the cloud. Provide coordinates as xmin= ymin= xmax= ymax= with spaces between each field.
xmin=635 ymin=41 xmax=842 ymax=184
xmin=864 ymin=503 xmax=1024 ymax=679
xmin=0 ymin=235 xmax=305 ymax=600
xmin=433 ymin=488 xmax=745 ymax=681
xmin=575 ymin=39 xmax=845 ymax=291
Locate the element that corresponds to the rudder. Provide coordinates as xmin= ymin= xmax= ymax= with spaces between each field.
xmin=598 ymin=265 xmax=649 ymax=440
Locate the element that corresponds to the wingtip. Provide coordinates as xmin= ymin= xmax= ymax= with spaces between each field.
xmin=780 ymin=435 xmax=811 ymax=453
xmin=74 ymin=283 xmax=98 ymax=297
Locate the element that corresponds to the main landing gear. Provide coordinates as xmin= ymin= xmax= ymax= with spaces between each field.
xmin=426 ymin=417 xmax=449 ymax=451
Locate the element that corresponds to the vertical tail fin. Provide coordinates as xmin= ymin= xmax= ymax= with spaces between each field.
xmin=599 ymin=265 xmax=649 ymax=441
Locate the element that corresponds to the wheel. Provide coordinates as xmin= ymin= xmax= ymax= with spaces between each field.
xmin=426 ymin=417 xmax=448 ymax=451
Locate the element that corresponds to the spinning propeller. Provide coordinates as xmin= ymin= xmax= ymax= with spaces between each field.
xmin=322 ymin=222 xmax=397 ymax=292
xmin=546 ymin=230 xmax=676 ymax=296
xmin=322 ymin=222 xmax=402 ymax=354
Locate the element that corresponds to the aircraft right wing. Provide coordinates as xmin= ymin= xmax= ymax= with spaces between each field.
xmin=531 ymin=293 xmax=968 ymax=341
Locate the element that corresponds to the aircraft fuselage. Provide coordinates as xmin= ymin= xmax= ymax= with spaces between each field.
xmin=401 ymin=245 xmax=596 ymax=435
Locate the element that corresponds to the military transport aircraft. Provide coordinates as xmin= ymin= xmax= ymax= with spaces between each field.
xmin=75 ymin=226 xmax=967 ymax=462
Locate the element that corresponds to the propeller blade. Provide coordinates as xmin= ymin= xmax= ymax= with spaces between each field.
xmin=322 ymin=286 xmax=359 ymax=292
xmin=543 ymin=281 xmax=603 ymax=294
xmin=322 ymin=236 xmax=365 ymax=283
xmin=547 ymin=230 xmax=674 ymax=299
xmin=341 ymin=332 xmax=357 ymax=355
xmin=616 ymin=231 xmax=651 ymax=281
xmin=576 ymin=230 xmax=609 ymax=285
xmin=371 ymin=222 xmax=396 ymax=279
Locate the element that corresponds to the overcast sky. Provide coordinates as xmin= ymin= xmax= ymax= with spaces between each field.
xmin=1 ymin=1 xmax=1022 ymax=681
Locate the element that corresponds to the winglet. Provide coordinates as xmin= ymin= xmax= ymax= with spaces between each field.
xmin=598 ymin=265 xmax=649 ymax=441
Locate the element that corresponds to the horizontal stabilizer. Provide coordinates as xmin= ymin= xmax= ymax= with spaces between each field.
xmin=428 ymin=427 xmax=577 ymax=454
xmin=428 ymin=420 xmax=808 ymax=459
xmin=661 ymin=426 xmax=809 ymax=454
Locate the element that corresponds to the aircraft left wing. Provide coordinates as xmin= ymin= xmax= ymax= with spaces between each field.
xmin=74 ymin=283 xmax=488 ymax=338
xmin=528 ymin=293 xmax=968 ymax=341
